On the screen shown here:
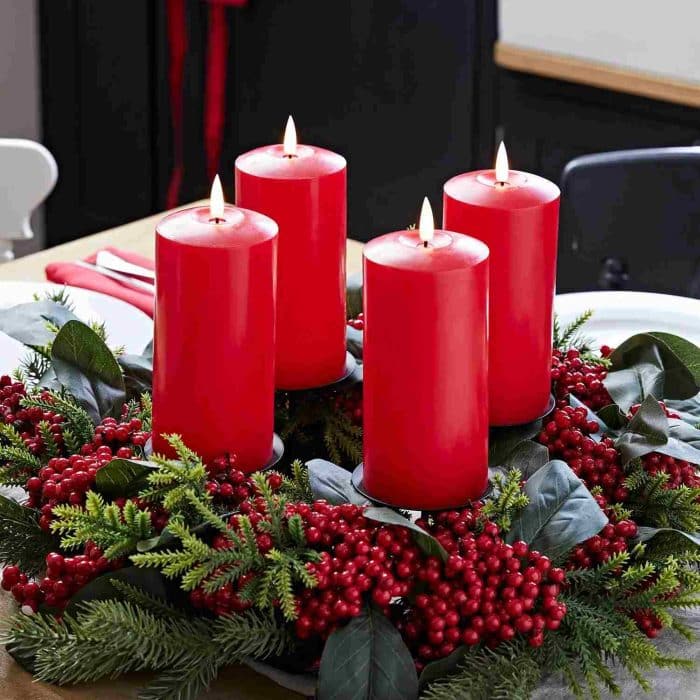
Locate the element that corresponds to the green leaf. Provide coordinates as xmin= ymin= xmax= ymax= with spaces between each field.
xmin=666 ymin=394 xmax=700 ymax=424
xmin=0 ymin=300 xmax=79 ymax=346
xmin=605 ymin=332 xmax=700 ymax=411
xmin=118 ymin=353 xmax=153 ymax=400
xmin=633 ymin=526 xmax=700 ymax=548
xmin=364 ymin=506 xmax=448 ymax=562
xmin=318 ymin=605 xmax=418 ymax=700
xmin=64 ymin=566 xmax=173 ymax=616
xmin=614 ymin=395 xmax=669 ymax=464
xmin=489 ymin=420 xmax=543 ymax=467
xmin=307 ymin=459 xmax=369 ymax=506
xmin=502 ymin=440 xmax=550 ymax=479
xmin=418 ymin=645 xmax=469 ymax=692
xmin=346 ymin=272 xmax=363 ymax=320
xmin=346 ymin=326 xmax=363 ymax=361
xmin=51 ymin=320 xmax=126 ymax=422
xmin=597 ymin=403 xmax=629 ymax=431
xmin=94 ymin=458 xmax=157 ymax=497
xmin=506 ymin=460 xmax=608 ymax=559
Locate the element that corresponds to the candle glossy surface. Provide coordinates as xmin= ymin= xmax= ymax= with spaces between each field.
xmin=153 ymin=205 xmax=278 ymax=469
xmin=444 ymin=170 xmax=560 ymax=425
xmin=363 ymin=229 xmax=489 ymax=510
xmin=236 ymin=144 xmax=346 ymax=389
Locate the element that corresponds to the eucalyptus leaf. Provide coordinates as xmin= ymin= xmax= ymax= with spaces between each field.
xmin=51 ymin=320 xmax=126 ymax=422
xmin=65 ymin=566 xmax=172 ymax=616
xmin=346 ymin=326 xmax=363 ymax=361
xmin=318 ymin=605 xmax=418 ymax=700
xmin=0 ymin=300 xmax=79 ymax=347
xmin=605 ymin=332 xmax=700 ymax=411
xmin=118 ymin=352 xmax=153 ymax=399
xmin=489 ymin=419 xmax=543 ymax=467
xmin=506 ymin=460 xmax=608 ymax=559
xmin=614 ymin=395 xmax=669 ymax=464
xmin=666 ymin=394 xmax=700 ymax=425
xmin=633 ymin=526 xmax=700 ymax=548
xmin=418 ymin=645 xmax=470 ymax=692
xmin=502 ymin=440 xmax=550 ymax=479
xmin=307 ymin=459 xmax=369 ymax=506
xmin=597 ymin=404 xmax=629 ymax=431
xmin=94 ymin=458 xmax=157 ymax=497
xmin=364 ymin=506 xmax=448 ymax=561
xmin=346 ymin=272 xmax=363 ymax=320
xmin=142 ymin=338 xmax=153 ymax=362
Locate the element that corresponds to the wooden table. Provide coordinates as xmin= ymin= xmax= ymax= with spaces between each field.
xmin=0 ymin=204 xmax=364 ymax=699
xmin=0 ymin=202 xmax=365 ymax=282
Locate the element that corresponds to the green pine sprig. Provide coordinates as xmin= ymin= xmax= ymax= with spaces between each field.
xmin=21 ymin=391 xmax=94 ymax=444
xmin=0 ymin=493 xmax=59 ymax=575
xmin=481 ymin=469 xmax=529 ymax=531
xmin=50 ymin=491 xmax=153 ymax=559
xmin=139 ymin=434 xmax=209 ymax=517
xmin=553 ymin=310 xmax=594 ymax=352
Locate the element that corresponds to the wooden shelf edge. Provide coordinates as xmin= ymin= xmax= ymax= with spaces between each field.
xmin=494 ymin=41 xmax=700 ymax=109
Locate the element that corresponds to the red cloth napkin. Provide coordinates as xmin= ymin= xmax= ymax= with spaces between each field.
xmin=45 ymin=247 xmax=155 ymax=318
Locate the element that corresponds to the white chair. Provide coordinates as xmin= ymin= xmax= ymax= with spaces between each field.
xmin=0 ymin=139 xmax=58 ymax=262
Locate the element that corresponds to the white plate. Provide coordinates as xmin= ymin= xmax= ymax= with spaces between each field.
xmin=554 ymin=291 xmax=700 ymax=349
xmin=0 ymin=281 xmax=153 ymax=374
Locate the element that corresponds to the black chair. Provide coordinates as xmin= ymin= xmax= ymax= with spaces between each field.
xmin=558 ymin=147 xmax=700 ymax=297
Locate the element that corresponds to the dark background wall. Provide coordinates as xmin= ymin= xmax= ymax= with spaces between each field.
xmin=38 ymin=1 xmax=700 ymax=248
xmin=39 ymin=0 xmax=496 ymax=246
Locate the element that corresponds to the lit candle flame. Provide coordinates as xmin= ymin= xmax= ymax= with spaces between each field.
xmin=495 ymin=141 xmax=509 ymax=184
xmin=419 ymin=197 xmax=435 ymax=245
xmin=209 ymin=174 xmax=225 ymax=221
xmin=283 ymin=115 xmax=297 ymax=157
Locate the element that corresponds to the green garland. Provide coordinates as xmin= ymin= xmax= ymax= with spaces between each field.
xmin=0 ymin=294 xmax=700 ymax=700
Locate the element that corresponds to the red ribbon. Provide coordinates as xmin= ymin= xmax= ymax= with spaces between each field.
xmin=166 ymin=0 xmax=248 ymax=208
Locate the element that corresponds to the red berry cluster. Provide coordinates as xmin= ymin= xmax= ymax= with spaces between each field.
xmin=552 ymin=349 xmax=612 ymax=410
xmin=292 ymin=502 xmax=420 ymax=641
xmin=538 ymin=405 xmax=628 ymax=503
xmin=396 ymin=508 xmax=566 ymax=669
xmin=347 ymin=313 xmax=364 ymax=331
xmin=566 ymin=499 xmax=637 ymax=571
xmin=203 ymin=454 xmax=271 ymax=506
xmin=1 ymin=542 xmax=119 ymax=613
xmin=25 ymin=416 xmax=146 ymax=531
xmin=89 ymin=415 xmax=149 ymax=453
xmin=332 ymin=385 xmax=363 ymax=426
xmin=1 ymin=378 xmax=65 ymax=455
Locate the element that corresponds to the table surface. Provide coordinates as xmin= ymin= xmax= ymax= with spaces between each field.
xmin=0 ymin=202 xmax=365 ymax=282
xmin=0 ymin=203 xmax=365 ymax=699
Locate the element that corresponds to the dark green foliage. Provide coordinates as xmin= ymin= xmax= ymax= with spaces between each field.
xmin=552 ymin=547 xmax=699 ymax=698
xmin=318 ymin=605 xmax=418 ymax=700
xmin=0 ymin=494 xmax=59 ymax=575
xmin=277 ymin=389 xmax=362 ymax=469
xmin=624 ymin=459 xmax=700 ymax=532
xmin=553 ymin=310 xmax=594 ymax=352
xmin=1 ymin=597 xmax=290 ymax=699
xmin=22 ymin=391 xmax=94 ymax=447
xmin=421 ymin=642 xmax=541 ymax=700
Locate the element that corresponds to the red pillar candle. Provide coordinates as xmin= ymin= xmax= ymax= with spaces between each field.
xmin=443 ymin=144 xmax=560 ymax=426
xmin=235 ymin=116 xmax=347 ymax=389
xmin=362 ymin=199 xmax=489 ymax=510
xmin=152 ymin=176 xmax=278 ymax=470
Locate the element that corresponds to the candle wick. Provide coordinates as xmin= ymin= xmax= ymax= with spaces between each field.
xmin=423 ymin=241 xmax=429 ymax=248
xmin=210 ymin=217 xmax=225 ymax=224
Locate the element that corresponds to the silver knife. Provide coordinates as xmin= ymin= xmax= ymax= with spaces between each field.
xmin=75 ymin=260 xmax=156 ymax=293
xmin=95 ymin=250 xmax=156 ymax=281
